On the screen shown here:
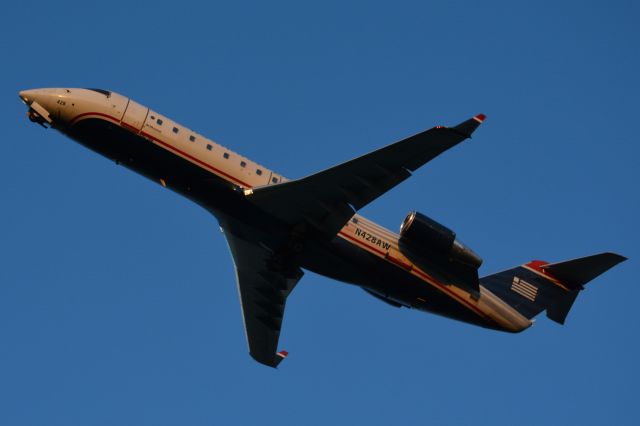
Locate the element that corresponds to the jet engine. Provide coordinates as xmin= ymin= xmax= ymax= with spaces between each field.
xmin=399 ymin=211 xmax=482 ymax=269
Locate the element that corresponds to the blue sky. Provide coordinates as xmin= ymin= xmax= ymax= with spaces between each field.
xmin=2 ymin=1 xmax=639 ymax=425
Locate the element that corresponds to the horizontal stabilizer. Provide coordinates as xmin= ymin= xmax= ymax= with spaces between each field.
xmin=544 ymin=252 xmax=627 ymax=290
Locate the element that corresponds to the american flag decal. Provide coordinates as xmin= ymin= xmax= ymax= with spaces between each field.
xmin=511 ymin=276 xmax=538 ymax=301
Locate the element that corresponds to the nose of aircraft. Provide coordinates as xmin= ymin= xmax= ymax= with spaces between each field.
xmin=19 ymin=88 xmax=56 ymax=106
xmin=19 ymin=88 xmax=56 ymax=127
xmin=19 ymin=88 xmax=63 ymax=103
xmin=19 ymin=89 xmax=36 ymax=105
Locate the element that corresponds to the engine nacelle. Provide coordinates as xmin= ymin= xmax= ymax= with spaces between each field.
xmin=399 ymin=211 xmax=482 ymax=269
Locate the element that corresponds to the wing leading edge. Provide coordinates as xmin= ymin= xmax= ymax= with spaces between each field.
xmin=244 ymin=114 xmax=486 ymax=238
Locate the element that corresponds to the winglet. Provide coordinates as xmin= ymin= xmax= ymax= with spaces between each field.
xmin=277 ymin=350 xmax=289 ymax=358
xmin=273 ymin=350 xmax=289 ymax=368
xmin=452 ymin=113 xmax=487 ymax=138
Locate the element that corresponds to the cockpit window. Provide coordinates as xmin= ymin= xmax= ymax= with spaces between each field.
xmin=85 ymin=88 xmax=111 ymax=97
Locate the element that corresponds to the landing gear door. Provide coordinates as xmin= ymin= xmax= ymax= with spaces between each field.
xmin=121 ymin=99 xmax=149 ymax=133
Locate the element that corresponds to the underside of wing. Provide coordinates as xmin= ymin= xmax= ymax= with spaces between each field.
xmin=222 ymin=225 xmax=303 ymax=368
xmin=244 ymin=115 xmax=486 ymax=238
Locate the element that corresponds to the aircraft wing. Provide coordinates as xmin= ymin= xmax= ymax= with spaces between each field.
xmin=245 ymin=114 xmax=486 ymax=237
xmin=221 ymin=225 xmax=303 ymax=368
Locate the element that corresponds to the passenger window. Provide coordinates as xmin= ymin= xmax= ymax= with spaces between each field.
xmin=189 ymin=135 xmax=196 ymax=142
xmin=150 ymin=115 xmax=155 ymax=120
xmin=206 ymin=144 xmax=212 ymax=151
xmin=173 ymin=127 xmax=179 ymax=134
xmin=223 ymin=153 xmax=229 ymax=159
xmin=240 ymin=161 xmax=246 ymax=168
xmin=272 ymin=177 xmax=278 ymax=184
xmin=156 ymin=119 xmax=163 ymax=125
xmin=256 ymin=169 xmax=262 ymax=176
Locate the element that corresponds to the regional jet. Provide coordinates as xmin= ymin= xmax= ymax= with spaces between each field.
xmin=19 ymin=88 xmax=626 ymax=367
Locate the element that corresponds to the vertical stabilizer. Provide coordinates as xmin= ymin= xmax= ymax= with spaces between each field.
xmin=481 ymin=253 xmax=626 ymax=325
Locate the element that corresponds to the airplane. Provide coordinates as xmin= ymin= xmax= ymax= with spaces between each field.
xmin=19 ymin=87 xmax=626 ymax=368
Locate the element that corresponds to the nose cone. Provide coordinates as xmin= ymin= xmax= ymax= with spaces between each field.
xmin=19 ymin=88 xmax=58 ymax=127
xmin=19 ymin=88 xmax=56 ymax=106
xmin=19 ymin=89 xmax=36 ymax=105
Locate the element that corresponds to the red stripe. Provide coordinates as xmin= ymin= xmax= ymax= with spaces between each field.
xmin=525 ymin=260 xmax=550 ymax=273
xmin=523 ymin=260 xmax=569 ymax=291
xmin=385 ymin=254 xmax=413 ymax=270
xmin=68 ymin=111 xmax=120 ymax=126
xmin=140 ymin=130 xmax=250 ymax=187
xmin=121 ymin=121 xmax=140 ymax=133
xmin=68 ymin=112 xmax=252 ymax=188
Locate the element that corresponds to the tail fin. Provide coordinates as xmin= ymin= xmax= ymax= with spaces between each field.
xmin=481 ymin=253 xmax=626 ymax=325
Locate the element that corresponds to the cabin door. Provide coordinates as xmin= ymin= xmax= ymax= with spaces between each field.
xmin=121 ymin=99 xmax=149 ymax=133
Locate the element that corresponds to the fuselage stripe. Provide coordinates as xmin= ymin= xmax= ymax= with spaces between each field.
xmin=68 ymin=112 xmax=252 ymax=188
xmin=141 ymin=130 xmax=250 ymax=187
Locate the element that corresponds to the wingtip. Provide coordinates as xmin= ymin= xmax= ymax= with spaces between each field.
xmin=452 ymin=114 xmax=487 ymax=137
xmin=605 ymin=252 xmax=628 ymax=263
xmin=473 ymin=113 xmax=487 ymax=123
xmin=272 ymin=350 xmax=289 ymax=368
